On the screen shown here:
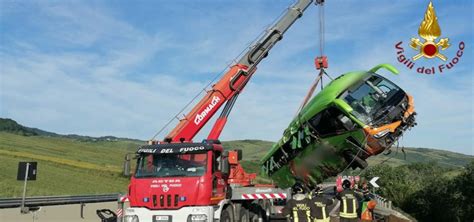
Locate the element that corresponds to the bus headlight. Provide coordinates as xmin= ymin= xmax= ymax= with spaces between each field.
xmin=374 ymin=129 xmax=390 ymax=138
xmin=124 ymin=215 xmax=139 ymax=222
xmin=187 ymin=214 xmax=207 ymax=222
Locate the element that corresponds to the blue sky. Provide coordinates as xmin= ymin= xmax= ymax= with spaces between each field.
xmin=0 ymin=0 xmax=472 ymax=155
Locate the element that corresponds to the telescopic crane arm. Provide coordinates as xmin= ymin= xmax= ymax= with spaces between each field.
xmin=164 ymin=0 xmax=315 ymax=143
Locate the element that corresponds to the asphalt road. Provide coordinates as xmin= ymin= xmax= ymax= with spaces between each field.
xmin=0 ymin=202 xmax=117 ymax=222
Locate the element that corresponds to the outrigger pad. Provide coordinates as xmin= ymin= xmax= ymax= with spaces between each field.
xmin=96 ymin=209 xmax=117 ymax=222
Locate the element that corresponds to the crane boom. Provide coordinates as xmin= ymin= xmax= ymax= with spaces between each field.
xmin=165 ymin=0 xmax=314 ymax=142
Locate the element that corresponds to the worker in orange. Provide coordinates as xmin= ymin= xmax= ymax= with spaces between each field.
xmin=360 ymin=200 xmax=377 ymax=222
xmin=336 ymin=180 xmax=359 ymax=222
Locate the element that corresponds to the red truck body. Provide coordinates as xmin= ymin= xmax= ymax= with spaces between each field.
xmin=123 ymin=1 xmax=317 ymax=221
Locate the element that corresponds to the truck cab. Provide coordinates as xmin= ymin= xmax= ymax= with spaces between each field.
xmin=126 ymin=142 xmax=227 ymax=222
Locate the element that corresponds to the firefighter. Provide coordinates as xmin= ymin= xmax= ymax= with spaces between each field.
xmin=336 ymin=180 xmax=359 ymax=222
xmin=282 ymin=185 xmax=314 ymax=222
xmin=311 ymin=187 xmax=334 ymax=222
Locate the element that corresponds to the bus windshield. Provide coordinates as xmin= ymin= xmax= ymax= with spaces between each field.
xmin=135 ymin=152 xmax=208 ymax=178
xmin=342 ymin=75 xmax=403 ymax=125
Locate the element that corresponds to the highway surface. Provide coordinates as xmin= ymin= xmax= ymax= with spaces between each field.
xmin=0 ymin=184 xmax=409 ymax=222
xmin=0 ymin=202 xmax=117 ymax=222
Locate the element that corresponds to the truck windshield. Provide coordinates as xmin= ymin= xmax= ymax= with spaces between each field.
xmin=135 ymin=152 xmax=207 ymax=178
xmin=342 ymin=75 xmax=403 ymax=124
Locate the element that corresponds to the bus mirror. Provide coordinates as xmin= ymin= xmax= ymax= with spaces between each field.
xmin=221 ymin=151 xmax=230 ymax=175
xmin=339 ymin=115 xmax=355 ymax=130
xmin=123 ymin=154 xmax=131 ymax=177
xmin=333 ymin=99 xmax=353 ymax=113
xmin=369 ymin=63 xmax=399 ymax=75
xmin=221 ymin=158 xmax=230 ymax=176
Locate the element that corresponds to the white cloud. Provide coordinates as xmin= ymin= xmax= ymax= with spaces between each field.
xmin=1 ymin=0 xmax=472 ymax=155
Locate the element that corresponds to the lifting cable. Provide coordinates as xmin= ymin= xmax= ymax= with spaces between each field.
xmin=295 ymin=0 xmax=331 ymax=115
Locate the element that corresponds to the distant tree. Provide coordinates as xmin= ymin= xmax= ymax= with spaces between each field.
xmin=452 ymin=161 xmax=474 ymax=221
xmin=362 ymin=162 xmax=441 ymax=207
xmin=362 ymin=161 xmax=474 ymax=222
xmin=404 ymin=172 xmax=456 ymax=221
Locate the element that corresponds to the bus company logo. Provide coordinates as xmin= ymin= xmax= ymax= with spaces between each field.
xmin=395 ymin=1 xmax=465 ymax=75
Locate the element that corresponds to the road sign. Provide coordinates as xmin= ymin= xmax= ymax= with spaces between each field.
xmin=369 ymin=177 xmax=380 ymax=188
xmin=17 ymin=162 xmax=37 ymax=181
xmin=17 ymin=162 xmax=37 ymax=214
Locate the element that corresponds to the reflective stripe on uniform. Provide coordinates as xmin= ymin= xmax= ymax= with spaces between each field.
xmin=322 ymin=206 xmax=326 ymax=220
xmin=342 ymin=198 xmax=347 ymax=213
xmin=340 ymin=198 xmax=357 ymax=218
xmin=314 ymin=218 xmax=330 ymax=222
xmin=340 ymin=211 xmax=357 ymax=218
xmin=292 ymin=209 xmax=311 ymax=222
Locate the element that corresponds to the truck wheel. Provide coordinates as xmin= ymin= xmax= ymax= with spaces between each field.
xmin=221 ymin=206 xmax=234 ymax=222
xmin=249 ymin=203 xmax=264 ymax=222
xmin=249 ymin=211 xmax=262 ymax=222
xmin=262 ymin=200 xmax=271 ymax=221
xmin=239 ymin=207 xmax=250 ymax=222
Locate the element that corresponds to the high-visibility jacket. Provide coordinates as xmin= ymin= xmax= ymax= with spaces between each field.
xmin=338 ymin=190 xmax=358 ymax=218
xmin=361 ymin=200 xmax=376 ymax=221
xmin=312 ymin=194 xmax=334 ymax=222
xmin=281 ymin=194 xmax=313 ymax=222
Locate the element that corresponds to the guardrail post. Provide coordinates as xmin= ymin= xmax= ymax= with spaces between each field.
xmin=80 ymin=203 xmax=85 ymax=219
xmin=388 ymin=200 xmax=392 ymax=209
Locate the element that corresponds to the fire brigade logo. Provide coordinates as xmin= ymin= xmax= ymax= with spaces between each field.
xmin=162 ymin=184 xmax=169 ymax=192
xmin=410 ymin=1 xmax=449 ymax=61
xmin=394 ymin=1 xmax=465 ymax=75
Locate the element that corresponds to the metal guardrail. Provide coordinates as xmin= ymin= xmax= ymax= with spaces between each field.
xmin=0 ymin=193 xmax=119 ymax=209
xmin=372 ymin=193 xmax=392 ymax=209
xmin=371 ymin=194 xmax=412 ymax=221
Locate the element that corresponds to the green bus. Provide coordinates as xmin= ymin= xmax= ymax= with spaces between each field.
xmin=261 ymin=64 xmax=417 ymax=189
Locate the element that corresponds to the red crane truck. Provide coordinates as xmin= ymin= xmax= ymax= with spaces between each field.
xmin=123 ymin=0 xmax=317 ymax=221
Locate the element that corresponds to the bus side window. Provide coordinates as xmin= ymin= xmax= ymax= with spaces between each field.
xmin=309 ymin=107 xmax=355 ymax=137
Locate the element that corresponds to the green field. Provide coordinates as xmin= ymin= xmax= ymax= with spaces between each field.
xmin=0 ymin=118 xmax=472 ymax=197
xmin=0 ymin=132 xmax=139 ymax=197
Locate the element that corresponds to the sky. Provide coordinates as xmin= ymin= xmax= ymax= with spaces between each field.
xmin=0 ymin=0 xmax=472 ymax=155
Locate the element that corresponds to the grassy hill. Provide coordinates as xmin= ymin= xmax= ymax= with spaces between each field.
xmin=0 ymin=132 xmax=140 ymax=197
xmin=0 ymin=119 xmax=472 ymax=197
xmin=0 ymin=118 xmax=141 ymax=142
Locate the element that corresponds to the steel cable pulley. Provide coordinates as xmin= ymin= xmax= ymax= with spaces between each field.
xmin=295 ymin=0 xmax=330 ymax=116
